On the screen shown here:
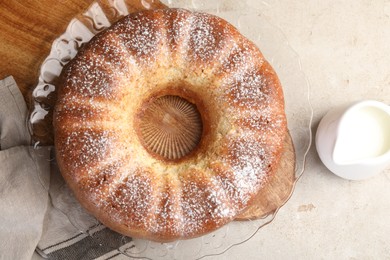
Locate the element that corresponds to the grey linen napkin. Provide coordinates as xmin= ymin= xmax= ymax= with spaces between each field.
xmin=0 ymin=76 xmax=50 ymax=259
xmin=0 ymin=76 xmax=133 ymax=260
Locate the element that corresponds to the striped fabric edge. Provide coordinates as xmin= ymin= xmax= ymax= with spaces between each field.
xmin=35 ymin=224 xmax=134 ymax=259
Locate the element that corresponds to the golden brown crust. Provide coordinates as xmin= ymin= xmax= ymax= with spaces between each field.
xmin=236 ymin=132 xmax=296 ymax=220
xmin=54 ymin=8 xmax=287 ymax=242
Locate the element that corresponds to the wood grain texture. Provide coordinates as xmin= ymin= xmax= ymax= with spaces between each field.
xmin=0 ymin=0 xmax=166 ymax=105
xmin=0 ymin=0 xmax=95 ymax=102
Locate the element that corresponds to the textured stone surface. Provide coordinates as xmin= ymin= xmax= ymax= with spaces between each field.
xmin=212 ymin=0 xmax=390 ymax=259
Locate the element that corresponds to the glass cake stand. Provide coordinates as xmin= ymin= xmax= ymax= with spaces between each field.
xmin=29 ymin=0 xmax=313 ymax=259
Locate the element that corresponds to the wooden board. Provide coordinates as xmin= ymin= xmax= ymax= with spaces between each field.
xmin=0 ymin=0 xmax=166 ymax=105
xmin=0 ymin=0 xmax=296 ymax=222
xmin=0 ymin=0 xmax=94 ymax=101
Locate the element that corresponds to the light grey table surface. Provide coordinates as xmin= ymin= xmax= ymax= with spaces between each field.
xmin=212 ymin=0 xmax=390 ymax=259
xmin=125 ymin=1 xmax=389 ymax=259
xmin=100 ymin=1 xmax=390 ymax=259
xmin=36 ymin=0 xmax=388 ymax=259
xmin=118 ymin=1 xmax=389 ymax=259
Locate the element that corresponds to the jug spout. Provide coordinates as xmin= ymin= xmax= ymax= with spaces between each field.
xmin=316 ymin=100 xmax=390 ymax=180
xmin=332 ymin=103 xmax=390 ymax=166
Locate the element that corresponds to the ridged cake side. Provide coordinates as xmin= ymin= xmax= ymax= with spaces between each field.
xmin=54 ymin=8 xmax=287 ymax=241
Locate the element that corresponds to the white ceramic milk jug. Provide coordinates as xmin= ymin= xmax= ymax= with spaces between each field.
xmin=316 ymin=100 xmax=390 ymax=180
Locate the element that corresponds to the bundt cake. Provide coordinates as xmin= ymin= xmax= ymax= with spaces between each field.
xmin=54 ymin=8 xmax=287 ymax=242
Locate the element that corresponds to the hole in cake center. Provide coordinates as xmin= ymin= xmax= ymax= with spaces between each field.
xmin=139 ymin=95 xmax=203 ymax=160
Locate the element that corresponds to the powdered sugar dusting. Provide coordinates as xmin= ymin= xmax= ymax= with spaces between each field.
xmin=179 ymin=171 xmax=235 ymax=235
xmin=63 ymin=57 xmax=118 ymax=100
xmin=210 ymin=131 xmax=270 ymax=211
xmin=54 ymin=8 xmax=287 ymax=241
xmin=113 ymin=11 xmax=164 ymax=66
xmin=217 ymin=39 xmax=263 ymax=77
xmin=187 ymin=12 xmax=231 ymax=65
xmin=79 ymin=159 xmax=124 ymax=206
xmin=57 ymin=129 xmax=114 ymax=180
xmin=223 ymin=65 xmax=269 ymax=109
xmin=151 ymin=178 xmax=183 ymax=236
xmin=106 ymin=169 xmax=159 ymax=230
xmin=56 ymin=95 xmax=107 ymax=122
xmin=228 ymin=135 xmax=269 ymax=186
xmin=236 ymin=110 xmax=287 ymax=144
xmin=164 ymin=8 xmax=193 ymax=53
